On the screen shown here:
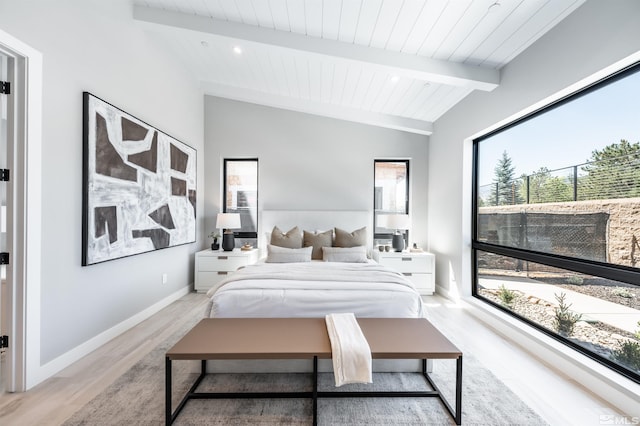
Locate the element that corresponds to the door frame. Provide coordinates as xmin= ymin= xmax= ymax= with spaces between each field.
xmin=0 ymin=29 xmax=42 ymax=392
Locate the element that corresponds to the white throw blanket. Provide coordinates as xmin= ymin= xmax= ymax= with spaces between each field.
xmin=325 ymin=313 xmax=372 ymax=387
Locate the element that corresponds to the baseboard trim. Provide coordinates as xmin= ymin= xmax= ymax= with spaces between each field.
xmin=33 ymin=286 xmax=191 ymax=387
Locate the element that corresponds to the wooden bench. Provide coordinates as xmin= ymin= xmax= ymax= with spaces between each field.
xmin=166 ymin=317 xmax=462 ymax=425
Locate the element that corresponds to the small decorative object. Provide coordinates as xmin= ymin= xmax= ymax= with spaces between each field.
xmin=410 ymin=243 xmax=424 ymax=253
xmin=240 ymin=243 xmax=253 ymax=251
xmin=216 ymin=213 xmax=241 ymax=251
xmin=378 ymin=245 xmax=385 ymax=252
xmin=384 ymin=245 xmax=391 ymax=252
xmin=208 ymin=231 xmax=221 ymax=250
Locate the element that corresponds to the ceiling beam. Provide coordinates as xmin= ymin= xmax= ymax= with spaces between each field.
xmin=133 ymin=6 xmax=500 ymax=92
xmin=200 ymin=81 xmax=433 ymax=135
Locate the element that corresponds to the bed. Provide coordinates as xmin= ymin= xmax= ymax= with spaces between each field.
xmin=204 ymin=210 xmax=424 ymax=320
xmin=201 ymin=211 xmax=427 ymax=373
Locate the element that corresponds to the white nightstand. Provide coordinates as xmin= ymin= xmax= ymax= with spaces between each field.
xmin=373 ymin=250 xmax=435 ymax=295
xmin=194 ymin=248 xmax=259 ymax=293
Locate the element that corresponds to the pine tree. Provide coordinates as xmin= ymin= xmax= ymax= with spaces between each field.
xmin=490 ymin=151 xmax=523 ymax=205
xmin=579 ymin=140 xmax=640 ymax=200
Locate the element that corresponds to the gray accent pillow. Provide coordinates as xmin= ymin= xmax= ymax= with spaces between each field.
xmin=334 ymin=226 xmax=367 ymax=248
xmin=270 ymin=226 xmax=303 ymax=248
xmin=303 ymin=229 xmax=333 ymax=260
xmin=322 ymin=246 xmax=368 ymax=263
xmin=265 ymin=244 xmax=312 ymax=263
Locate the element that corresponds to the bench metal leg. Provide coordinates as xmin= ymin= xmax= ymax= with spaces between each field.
xmin=422 ymin=356 xmax=463 ymax=425
xmin=312 ymin=356 xmax=318 ymax=426
xmin=166 ymin=358 xmax=207 ymax=425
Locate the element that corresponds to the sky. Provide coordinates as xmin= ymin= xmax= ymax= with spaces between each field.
xmin=477 ymin=66 xmax=640 ymax=186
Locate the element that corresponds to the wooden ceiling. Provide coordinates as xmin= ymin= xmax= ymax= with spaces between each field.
xmin=133 ymin=0 xmax=585 ymax=134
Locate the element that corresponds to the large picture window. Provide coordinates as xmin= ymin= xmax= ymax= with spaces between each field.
xmin=223 ymin=159 xmax=258 ymax=246
xmin=473 ymin=62 xmax=640 ymax=383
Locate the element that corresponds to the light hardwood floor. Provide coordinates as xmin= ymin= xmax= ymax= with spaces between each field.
xmin=0 ymin=292 xmax=625 ymax=426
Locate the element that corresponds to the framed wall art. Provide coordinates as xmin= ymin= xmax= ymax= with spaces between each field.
xmin=82 ymin=92 xmax=196 ymax=266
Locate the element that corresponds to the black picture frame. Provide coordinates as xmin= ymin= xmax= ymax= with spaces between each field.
xmin=82 ymin=92 xmax=196 ymax=266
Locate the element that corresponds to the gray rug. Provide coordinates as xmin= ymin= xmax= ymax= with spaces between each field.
xmin=64 ymin=314 xmax=548 ymax=426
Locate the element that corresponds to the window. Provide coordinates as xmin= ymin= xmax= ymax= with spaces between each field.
xmin=473 ymin=62 xmax=640 ymax=383
xmin=374 ymin=160 xmax=409 ymax=246
xmin=223 ymin=159 xmax=258 ymax=246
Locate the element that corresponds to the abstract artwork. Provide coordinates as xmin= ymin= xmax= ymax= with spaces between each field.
xmin=82 ymin=92 xmax=196 ymax=266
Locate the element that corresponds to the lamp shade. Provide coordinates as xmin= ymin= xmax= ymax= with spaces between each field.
xmin=216 ymin=213 xmax=241 ymax=230
xmin=381 ymin=213 xmax=410 ymax=230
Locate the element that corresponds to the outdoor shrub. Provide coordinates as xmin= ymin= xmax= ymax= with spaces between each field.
xmin=636 ymin=321 xmax=640 ymax=340
xmin=613 ymin=288 xmax=634 ymax=299
xmin=566 ymin=275 xmax=584 ymax=285
xmin=553 ymin=292 xmax=582 ymax=337
xmin=497 ymin=284 xmax=517 ymax=307
xmin=612 ymin=341 xmax=640 ymax=372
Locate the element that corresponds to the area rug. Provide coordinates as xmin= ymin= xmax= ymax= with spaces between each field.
xmin=63 ymin=313 xmax=548 ymax=426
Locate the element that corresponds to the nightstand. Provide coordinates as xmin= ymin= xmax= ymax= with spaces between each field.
xmin=194 ymin=248 xmax=259 ymax=293
xmin=373 ymin=251 xmax=435 ymax=295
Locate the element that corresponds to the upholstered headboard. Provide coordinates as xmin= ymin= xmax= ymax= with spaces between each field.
xmin=259 ymin=210 xmax=373 ymax=250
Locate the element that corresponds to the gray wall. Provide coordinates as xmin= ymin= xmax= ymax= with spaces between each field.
xmin=0 ymin=0 xmax=204 ymax=364
xmin=429 ymin=0 xmax=640 ymax=296
xmin=203 ymin=96 xmax=429 ymax=249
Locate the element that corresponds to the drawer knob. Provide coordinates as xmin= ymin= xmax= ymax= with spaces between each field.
xmin=217 ymin=271 xmax=228 ymax=275
xmin=218 ymin=256 xmax=228 ymax=260
xmin=401 ymin=257 xmax=412 ymax=261
xmin=403 ymin=272 xmax=413 ymax=276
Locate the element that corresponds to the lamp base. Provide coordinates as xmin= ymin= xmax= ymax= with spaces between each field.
xmin=392 ymin=233 xmax=404 ymax=252
xmin=222 ymin=232 xmax=235 ymax=251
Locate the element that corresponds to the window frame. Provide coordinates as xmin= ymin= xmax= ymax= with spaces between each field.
xmin=471 ymin=61 xmax=640 ymax=384
xmin=223 ymin=158 xmax=258 ymax=239
xmin=373 ymin=159 xmax=410 ymax=243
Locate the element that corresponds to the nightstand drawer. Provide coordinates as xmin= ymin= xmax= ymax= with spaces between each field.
xmin=401 ymin=272 xmax=435 ymax=295
xmin=380 ymin=255 xmax=430 ymax=273
xmin=198 ymin=256 xmax=248 ymax=272
xmin=195 ymin=249 xmax=260 ymax=293
xmin=197 ymin=271 xmax=230 ymax=293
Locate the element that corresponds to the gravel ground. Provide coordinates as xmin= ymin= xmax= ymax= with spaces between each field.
xmin=478 ymin=288 xmax=639 ymax=363
xmin=554 ymin=284 xmax=640 ymax=310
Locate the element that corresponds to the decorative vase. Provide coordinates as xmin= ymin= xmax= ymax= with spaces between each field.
xmin=392 ymin=232 xmax=404 ymax=252
xmin=222 ymin=232 xmax=235 ymax=251
xmin=211 ymin=239 xmax=219 ymax=250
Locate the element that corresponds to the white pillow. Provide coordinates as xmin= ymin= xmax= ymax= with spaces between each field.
xmin=322 ymin=246 xmax=368 ymax=263
xmin=265 ymin=244 xmax=312 ymax=263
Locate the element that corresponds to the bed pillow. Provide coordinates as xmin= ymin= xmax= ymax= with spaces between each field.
xmin=265 ymin=244 xmax=312 ymax=263
xmin=303 ymin=229 xmax=333 ymax=260
xmin=270 ymin=226 xmax=303 ymax=248
xmin=334 ymin=226 xmax=367 ymax=248
xmin=322 ymin=246 xmax=368 ymax=263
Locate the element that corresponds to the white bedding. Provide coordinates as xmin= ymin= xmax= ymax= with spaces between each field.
xmin=204 ymin=261 xmax=425 ymax=318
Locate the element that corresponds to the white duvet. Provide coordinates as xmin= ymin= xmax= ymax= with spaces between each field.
xmin=204 ymin=261 xmax=425 ymax=318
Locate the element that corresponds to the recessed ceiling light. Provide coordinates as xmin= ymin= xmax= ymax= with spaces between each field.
xmin=233 ymin=46 xmax=243 ymax=55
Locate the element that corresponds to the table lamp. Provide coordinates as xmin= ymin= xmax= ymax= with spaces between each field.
xmin=382 ymin=214 xmax=410 ymax=252
xmin=216 ymin=213 xmax=241 ymax=251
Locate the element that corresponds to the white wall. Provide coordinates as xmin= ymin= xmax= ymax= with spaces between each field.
xmin=203 ymin=96 xmax=429 ymax=248
xmin=0 ymin=0 xmax=204 ymax=377
xmin=428 ymin=0 xmax=640 ymax=414
xmin=429 ymin=0 xmax=640 ymax=297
